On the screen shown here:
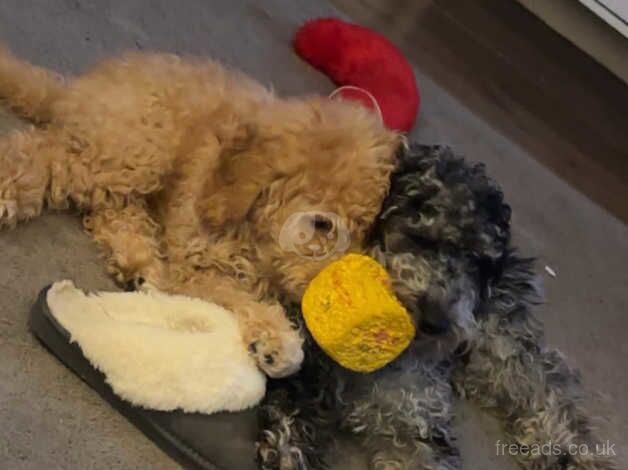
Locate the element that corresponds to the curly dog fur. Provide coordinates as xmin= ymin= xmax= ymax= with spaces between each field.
xmin=0 ymin=45 xmax=613 ymax=469
xmin=257 ymin=144 xmax=616 ymax=469
xmin=0 ymin=45 xmax=400 ymax=377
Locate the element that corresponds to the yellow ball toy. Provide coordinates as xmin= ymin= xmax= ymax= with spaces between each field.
xmin=302 ymin=254 xmax=415 ymax=373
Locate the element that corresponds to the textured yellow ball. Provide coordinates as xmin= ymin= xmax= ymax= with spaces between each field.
xmin=302 ymin=254 xmax=415 ymax=373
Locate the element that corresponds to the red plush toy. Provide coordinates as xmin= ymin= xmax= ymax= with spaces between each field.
xmin=294 ymin=18 xmax=420 ymax=133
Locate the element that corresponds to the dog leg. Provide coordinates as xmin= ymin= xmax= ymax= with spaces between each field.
xmin=455 ymin=321 xmax=617 ymax=469
xmin=165 ymin=269 xmax=304 ymax=378
xmin=453 ymin=258 xmax=616 ymax=469
xmin=258 ymin=389 xmax=331 ymax=470
xmin=343 ymin=358 xmax=460 ymax=470
xmin=82 ymin=203 xmax=166 ymax=286
xmin=0 ymin=128 xmax=61 ymax=228
xmin=258 ymin=328 xmax=340 ymax=470
xmin=0 ymin=124 xmax=174 ymax=228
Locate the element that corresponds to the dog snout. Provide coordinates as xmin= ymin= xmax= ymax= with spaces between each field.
xmin=418 ymin=312 xmax=451 ymax=336
xmin=418 ymin=293 xmax=452 ymax=336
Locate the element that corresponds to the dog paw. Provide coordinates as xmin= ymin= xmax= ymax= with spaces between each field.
xmin=124 ymin=276 xmax=145 ymax=292
xmin=257 ymin=438 xmax=281 ymax=470
xmin=123 ymin=274 xmax=162 ymax=295
xmin=248 ymin=324 xmax=304 ymax=379
xmin=0 ymin=198 xmax=18 ymax=228
xmin=257 ymin=435 xmax=307 ymax=470
xmin=117 ymin=259 xmax=166 ymax=293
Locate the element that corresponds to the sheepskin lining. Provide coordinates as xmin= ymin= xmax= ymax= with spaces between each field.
xmin=46 ymin=281 xmax=266 ymax=414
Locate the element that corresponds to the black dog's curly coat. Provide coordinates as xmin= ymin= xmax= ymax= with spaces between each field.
xmin=257 ymin=144 xmax=615 ymax=470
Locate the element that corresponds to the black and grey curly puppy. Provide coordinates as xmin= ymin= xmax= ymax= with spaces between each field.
xmin=257 ymin=144 xmax=615 ymax=470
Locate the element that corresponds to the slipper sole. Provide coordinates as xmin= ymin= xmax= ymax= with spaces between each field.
xmin=29 ymin=285 xmax=259 ymax=470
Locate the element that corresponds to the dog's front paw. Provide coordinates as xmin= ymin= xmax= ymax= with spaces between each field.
xmin=0 ymin=198 xmax=18 ymax=228
xmin=120 ymin=261 xmax=166 ymax=293
xmin=124 ymin=276 xmax=160 ymax=294
xmin=257 ymin=432 xmax=308 ymax=470
xmin=124 ymin=276 xmax=146 ymax=292
xmin=249 ymin=329 xmax=304 ymax=378
xmin=246 ymin=308 xmax=304 ymax=378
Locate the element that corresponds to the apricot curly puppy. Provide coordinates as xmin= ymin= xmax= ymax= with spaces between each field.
xmin=0 ymin=45 xmax=400 ymax=377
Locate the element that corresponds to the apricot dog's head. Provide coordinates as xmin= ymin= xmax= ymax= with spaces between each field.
xmin=200 ymin=98 xmax=400 ymax=299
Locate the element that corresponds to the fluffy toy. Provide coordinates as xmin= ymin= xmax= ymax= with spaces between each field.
xmin=294 ymin=17 xmax=420 ymax=132
xmin=302 ymin=254 xmax=415 ymax=372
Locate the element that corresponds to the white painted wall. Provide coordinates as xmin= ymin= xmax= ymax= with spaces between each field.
xmin=519 ymin=0 xmax=628 ymax=84
xmin=579 ymin=0 xmax=628 ymax=38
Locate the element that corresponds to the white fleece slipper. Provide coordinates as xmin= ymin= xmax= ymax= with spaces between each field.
xmin=45 ymin=280 xmax=266 ymax=414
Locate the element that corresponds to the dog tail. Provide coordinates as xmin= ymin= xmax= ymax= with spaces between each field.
xmin=0 ymin=45 xmax=65 ymax=123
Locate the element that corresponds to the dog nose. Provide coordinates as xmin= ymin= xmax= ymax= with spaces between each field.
xmin=313 ymin=214 xmax=333 ymax=234
xmin=418 ymin=307 xmax=451 ymax=336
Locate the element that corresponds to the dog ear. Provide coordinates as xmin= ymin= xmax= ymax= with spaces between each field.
xmin=198 ymin=159 xmax=272 ymax=228
xmin=196 ymin=127 xmax=299 ymax=228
